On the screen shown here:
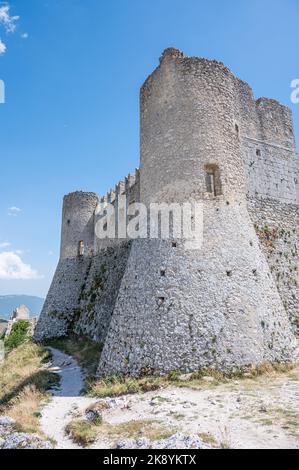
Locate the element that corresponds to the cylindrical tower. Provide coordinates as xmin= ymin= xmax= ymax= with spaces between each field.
xmin=140 ymin=48 xmax=245 ymax=205
xmin=34 ymin=191 xmax=99 ymax=341
xmin=60 ymin=191 xmax=99 ymax=259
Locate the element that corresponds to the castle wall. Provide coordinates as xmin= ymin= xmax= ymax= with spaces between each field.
xmin=238 ymin=94 xmax=299 ymax=332
xmin=34 ymin=182 xmax=137 ymax=342
xmin=99 ymin=202 xmax=297 ymax=376
xmin=243 ymin=140 xmax=298 ymax=203
xmin=247 ymin=198 xmax=299 ymax=331
xmin=35 ymin=48 xmax=298 ymax=374
xmin=72 ymin=242 xmax=131 ymax=343
xmin=33 ymin=257 xmax=92 ymax=340
xmin=94 ymin=170 xmax=140 ymax=252
xmin=98 ymin=49 xmax=297 ymax=376
xmin=34 ymin=191 xmax=99 ymax=341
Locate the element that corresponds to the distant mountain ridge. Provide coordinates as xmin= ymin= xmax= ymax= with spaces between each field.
xmin=0 ymin=295 xmax=44 ymax=320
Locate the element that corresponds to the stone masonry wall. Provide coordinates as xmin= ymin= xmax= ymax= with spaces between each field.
xmin=97 ymin=48 xmax=298 ymax=376
xmin=73 ymin=242 xmax=131 ymax=344
xmin=33 ymin=257 xmax=92 ymax=341
xmin=99 ymin=201 xmax=297 ymax=376
xmin=243 ymin=140 xmax=298 ymax=203
xmin=35 ymin=48 xmax=298 ymax=376
xmin=248 ymin=198 xmax=299 ymax=332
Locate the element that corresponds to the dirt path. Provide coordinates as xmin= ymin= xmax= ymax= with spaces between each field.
xmin=96 ymin=373 xmax=298 ymax=449
xmin=40 ymin=348 xmax=96 ymax=449
xmin=40 ymin=349 xmax=299 ymax=449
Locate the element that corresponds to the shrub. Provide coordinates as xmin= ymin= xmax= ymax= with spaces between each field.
xmin=4 ymin=320 xmax=31 ymax=352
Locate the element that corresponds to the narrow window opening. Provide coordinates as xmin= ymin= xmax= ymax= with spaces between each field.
xmin=205 ymin=164 xmax=222 ymax=196
xmin=160 ymin=269 xmax=166 ymax=277
xmin=256 ymin=149 xmax=261 ymax=157
xmin=78 ymin=240 xmax=85 ymax=257
xmin=235 ymin=123 xmax=239 ymax=136
xmin=172 ymin=241 xmax=177 ymax=248
xmin=67 ymin=219 xmax=71 ymax=225
xmin=207 ymin=172 xmax=216 ymax=196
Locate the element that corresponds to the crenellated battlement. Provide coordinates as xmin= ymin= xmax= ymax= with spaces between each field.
xmin=100 ymin=168 xmax=140 ymax=207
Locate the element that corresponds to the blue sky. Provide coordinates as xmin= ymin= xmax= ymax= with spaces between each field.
xmin=0 ymin=0 xmax=298 ymax=298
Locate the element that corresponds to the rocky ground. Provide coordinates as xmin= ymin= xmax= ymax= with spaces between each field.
xmin=0 ymin=416 xmax=53 ymax=449
xmin=38 ymin=348 xmax=298 ymax=449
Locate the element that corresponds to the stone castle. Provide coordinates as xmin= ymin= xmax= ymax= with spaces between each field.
xmin=6 ymin=305 xmax=37 ymax=337
xmin=34 ymin=48 xmax=299 ymax=376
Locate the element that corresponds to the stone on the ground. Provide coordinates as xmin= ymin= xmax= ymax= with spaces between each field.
xmin=116 ymin=432 xmax=210 ymax=449
xmin=0 ymin=416 xmax=53 ymax=449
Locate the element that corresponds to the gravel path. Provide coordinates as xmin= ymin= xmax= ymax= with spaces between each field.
xmin=40 ymin=348 xmax=96 ymax=449
xmin=40 ymin=349 xmax=299 ymax=449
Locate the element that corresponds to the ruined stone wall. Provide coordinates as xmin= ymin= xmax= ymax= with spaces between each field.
xmin=34 ymin=176 xmax=139 ymax=342
xmin=99 ymin=201 xmax=297 ymax=376
xmin=33 ymin=257 xmax=92 ymax=340
xmin=98 ymin=49 xmax=297 ymax=376
xmin=140 ymin=48 xmax=246 ymax=205
xmin=34 ymin=191 xmax=99 ymax=341
xmin=247 ymin=199 xmax=299 ymax=331
xmin=243 ymin=140 xmax=298 ymax=203
xmin=95 ymin=169 xmax=140 ymax=252
xmin=237 ymin=93 xmax=299 ymax=332
xmin=35 ymin=48 xmax=298 ymax=375
xmin=73 ymin=242 xmax=131 ymax=344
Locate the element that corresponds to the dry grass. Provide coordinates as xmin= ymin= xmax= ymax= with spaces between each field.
xmin=261 ymin=406 xmax=299 ymax=437
xmin=66 ymin=418 xmax=175 ymax=447
xmin=88 ymin=362 xmax=297 ymax=399
xmin=8 ymin=386 xmax=45 ymax=433
xmin=218 ymin=425 xmax=232 ymax=449
xmin=198 ymin=432 xmax=218 ymax=447
xmin=88 ymin=375 xmax=162 ymax=398
xmin=0 ymin=342 xmax=59 ymax=434
xmin=65 ymin=419 xmax=99 ymax=446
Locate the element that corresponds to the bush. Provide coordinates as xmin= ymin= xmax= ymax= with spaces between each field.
xmin=4 ymin=320 xmax=31 ymax=352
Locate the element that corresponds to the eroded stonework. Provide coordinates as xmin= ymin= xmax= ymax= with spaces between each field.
xmin=34 ymin=48 xmax=299 ymax=376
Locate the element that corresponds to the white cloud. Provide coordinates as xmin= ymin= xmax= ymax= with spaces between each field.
xmin=0 ymin=38 xmax=6 ymax=55
xmin=8 ymin=206 xmax=22 ymax=216
xmin=21 ymin=32 xmax=28 ymax=39
xmin=0 ymin=241 xmax=11 ymax=249
xmin=0 ymin=4 xmax=19 ymax=33
xmin=0 ymin=251 xmax=42 ymax=280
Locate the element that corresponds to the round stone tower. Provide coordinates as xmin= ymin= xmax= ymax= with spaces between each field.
xmin=34 ymin=191 xmax=99 ymax=341
xmin=98 ymin=49 xmax=297 ymax=376
xmin=60 ymin=191 xmax=99 ymax=259
xmin=140 ymin=47 xmax=244 ymax=205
